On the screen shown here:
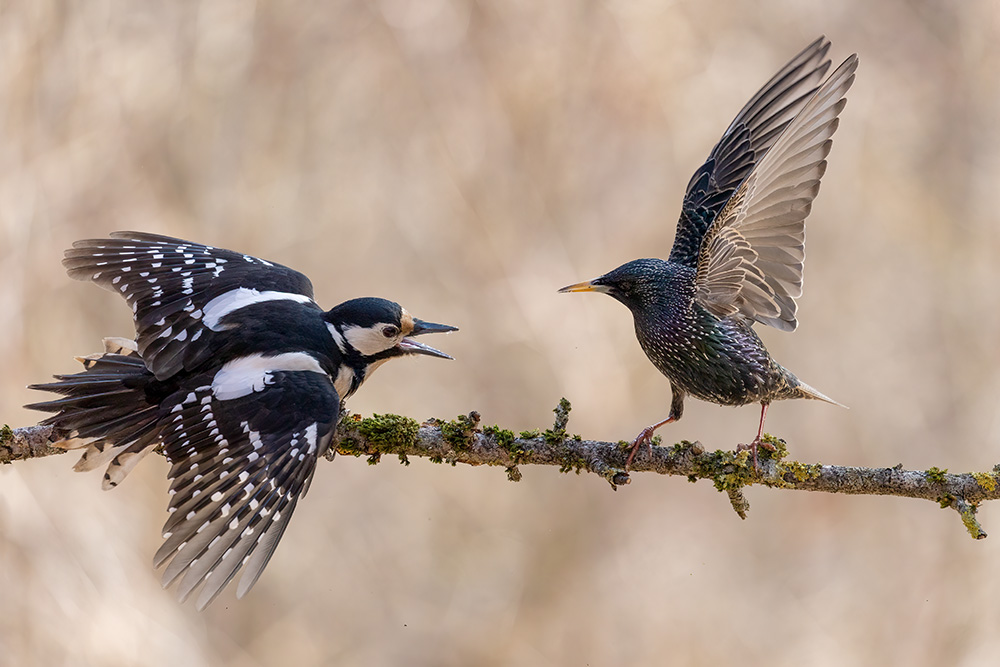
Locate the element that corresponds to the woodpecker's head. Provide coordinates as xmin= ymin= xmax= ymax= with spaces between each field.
xmin=325 ymin=297 xmax=457 ymax=398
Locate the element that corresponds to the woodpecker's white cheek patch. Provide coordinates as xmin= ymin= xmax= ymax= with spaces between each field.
xmin=211 ymin=352 xmax=325 ymax=400
xmin=203 ymin=289 xmax=316 ymax=331
xmin=342 ymin=325 xmax=398 ymax=356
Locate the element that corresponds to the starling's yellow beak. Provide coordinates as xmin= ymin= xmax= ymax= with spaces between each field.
xmin=558 ymin=279 xmax=602 ymax=294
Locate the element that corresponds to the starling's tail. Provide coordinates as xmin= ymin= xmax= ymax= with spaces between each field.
xmin=25 ymin=337 xmax=164 ymax=489
xmin=793 ymin=379 xmax=848 ymax=409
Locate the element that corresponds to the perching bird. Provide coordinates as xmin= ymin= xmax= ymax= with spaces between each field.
xmin=559 ymin=37 xmax=855 ymax=469
xmin=27 ymin=232 xmax=456 ymax=609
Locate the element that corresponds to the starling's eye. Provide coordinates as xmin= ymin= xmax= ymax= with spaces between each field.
xmin=381 ymin=325 xmax=399 ymax=339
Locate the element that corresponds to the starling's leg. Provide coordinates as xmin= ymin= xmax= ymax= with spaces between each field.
xmin=625 ymin=415 xmax=676 ymax=469
xmin=737 ymin=402 xmax=775 ymax=470
xmin=625 ymin=386 xmax=685 ymax=469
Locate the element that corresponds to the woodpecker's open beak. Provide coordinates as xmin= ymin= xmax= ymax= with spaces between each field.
xmin=398 ymin=319 xmax=458 ymax=359
xmin=410 ymin=319 xmax=459 ymax=336
xmin=558 ymin=279 xmax=608 ymax=294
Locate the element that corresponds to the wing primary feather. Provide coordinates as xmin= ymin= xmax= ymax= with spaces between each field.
xmin=693 ymin=51 xmax=857 ymax=330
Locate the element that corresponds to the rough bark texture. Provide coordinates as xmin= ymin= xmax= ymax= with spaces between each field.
xmin=0 ymin=424 xmax=67 ymax=463
xmin=4 ymin=400 xmax=997 ymax=540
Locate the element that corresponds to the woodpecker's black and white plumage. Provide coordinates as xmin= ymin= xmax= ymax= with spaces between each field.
xmin=27 ymin=232 xmax=457 ymax=609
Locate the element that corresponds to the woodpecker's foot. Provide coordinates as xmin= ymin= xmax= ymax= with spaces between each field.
xmin=736 ymin=437 xmax=776 ymax=471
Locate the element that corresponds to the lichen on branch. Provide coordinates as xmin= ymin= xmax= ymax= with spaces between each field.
xmin=4 ymin=398 xmax=997 ymax=540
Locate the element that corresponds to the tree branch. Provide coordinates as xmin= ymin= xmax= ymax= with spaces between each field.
xmin=4 ymin=399 xmax=997 ymax=540
xmin=1 ymin=424 xmax=67 ymax=463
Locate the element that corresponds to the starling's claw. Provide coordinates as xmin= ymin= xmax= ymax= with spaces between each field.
xmin=736 ymin=438 xmax=759 ymax=471
xmin=624 ymin=415 xmax=678 ymax=470
xmin=625 ymin=427 xmax=656 ymax=469
xmin=737 ymin=436 xmax=776 ymax=472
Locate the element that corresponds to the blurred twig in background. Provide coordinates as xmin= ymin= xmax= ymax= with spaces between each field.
xmin=4 ymin=399 xmax=994 ymax=541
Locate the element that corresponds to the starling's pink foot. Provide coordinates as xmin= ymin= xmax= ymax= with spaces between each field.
xmin=625 ymin=415 xmax=677 ymax=469
xmin=737 ymin=435 xmax=777 ymax=471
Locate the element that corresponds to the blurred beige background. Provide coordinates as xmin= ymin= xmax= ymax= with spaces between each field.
xmin=2 ymin=1 xmax=1000 ymax=665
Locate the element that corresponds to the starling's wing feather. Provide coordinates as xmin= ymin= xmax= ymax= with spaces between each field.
xmin=152 ymin=361 xmax=338 ymax=610
xmin=670 ymin=37 xmax=833 ymax=268
xmin=695 ymin=55 xmax=858 ymax=330
xmin=62 ymin=232 xmax=317 ymax=380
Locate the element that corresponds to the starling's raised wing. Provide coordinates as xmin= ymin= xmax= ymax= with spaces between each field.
xmin=669 ymin=37 xmax=833 ymax=268
xmin=153 ymin=355 xmax=339 ymax=610
xmin=63 ymin=232 xmax=318 ymax=379
xmin=694 ymin=55 xmax=858 ymax=331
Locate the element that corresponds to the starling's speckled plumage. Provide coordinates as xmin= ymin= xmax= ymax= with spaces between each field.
xmin=560 ymin=37 xmax=856 ymax=467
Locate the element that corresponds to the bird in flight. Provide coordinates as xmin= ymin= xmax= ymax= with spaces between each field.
xmin=28 ymin=232 xmax=457 ymax=609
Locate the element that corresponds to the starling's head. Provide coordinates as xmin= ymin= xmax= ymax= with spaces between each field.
xmin=559 ymin=259 xmax=678 ymax=310
xmin=325 ymin=297 xmax=457 ymax=397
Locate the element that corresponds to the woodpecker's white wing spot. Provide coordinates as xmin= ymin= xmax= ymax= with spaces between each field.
xmin=305 ymin=423 xmax=318 ymax=455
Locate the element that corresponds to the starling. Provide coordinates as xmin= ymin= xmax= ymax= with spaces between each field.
xmin=560 ymin=37 xmax=855 ymax=469
xmin=27 ymin=232 xmax=457 ymax=609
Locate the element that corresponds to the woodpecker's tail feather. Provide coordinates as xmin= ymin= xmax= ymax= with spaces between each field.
xmin=26 ymin=338 xmax=163 ymax=489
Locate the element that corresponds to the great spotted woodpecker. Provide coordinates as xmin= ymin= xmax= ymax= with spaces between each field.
xmin=27 ymin=232 xmax=457 ymax=609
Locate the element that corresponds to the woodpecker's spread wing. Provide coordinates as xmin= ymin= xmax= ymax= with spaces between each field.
xmin=153 ymin=354 xmax=338 ymax=610
xmin=670 ymin=37 xmax=833 ymax=268
xmin=63 ymin=232 xmax=318 ymax=379
xmin=694 ymin=54 xmax=857 ymax=331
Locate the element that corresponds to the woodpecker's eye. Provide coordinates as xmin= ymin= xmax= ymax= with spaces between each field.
xmin=381 ymin=325 xmax=399 ymax=338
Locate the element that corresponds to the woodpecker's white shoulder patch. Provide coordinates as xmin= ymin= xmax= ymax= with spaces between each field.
xmin=203 ymin=289 xmax=316 ymax=331
xmin=211 ymin=352 xmax=325 ymax=400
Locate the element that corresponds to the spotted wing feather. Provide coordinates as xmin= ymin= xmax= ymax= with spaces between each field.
xmin=153 ymin=369 xmax=339 ymax=610
xmin=670 ymin=37 xmax=833 ymax=268
xmin=694 ymin=55 xmax=858 ymax=331
xmin=62 ymin=232 xmax=317 ymax=379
